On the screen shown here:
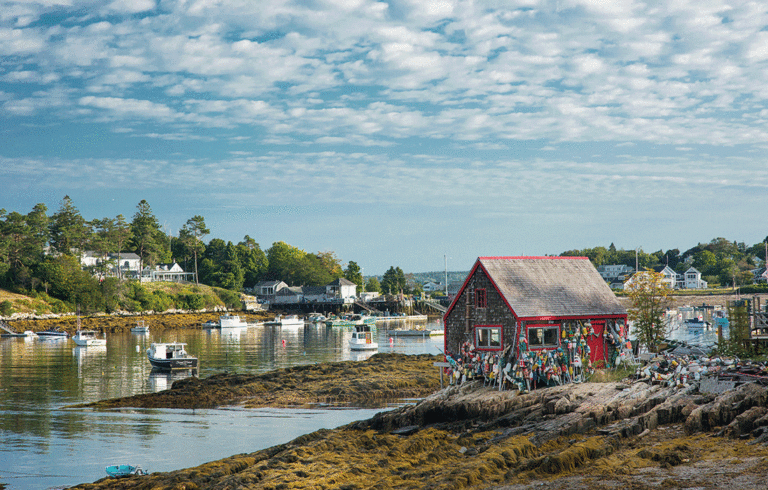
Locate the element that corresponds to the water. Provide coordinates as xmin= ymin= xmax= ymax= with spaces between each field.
xmin=0 ymin=319 xmax=444 ymax=489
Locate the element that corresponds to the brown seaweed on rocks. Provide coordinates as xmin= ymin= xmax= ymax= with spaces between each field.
xmin=71 ymin=371 xmax=768 ymax=490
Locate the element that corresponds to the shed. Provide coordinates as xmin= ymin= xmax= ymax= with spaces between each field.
xmin=443 ymin=256 xmax=627 ymax=365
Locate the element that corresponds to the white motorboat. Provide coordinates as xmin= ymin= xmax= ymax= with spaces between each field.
xmin=306 ymin=313 xmax=327 ymax=323
xmin=72 ymin=330 xmax=106 ymax=347
xmin=219 ymin=314 xmax=248 ymax=328
xmin=349 ymin=324 xmax=378 ymax=350
xmin=202 ymin=320 xmax=220 ymax=329
xmin=146 ymin=342 xmax=198 ymax=370
xmin=264 ymin=315 xmax=304 ymax=327
xmin=131 ymin=321 xmax=150 ymax=333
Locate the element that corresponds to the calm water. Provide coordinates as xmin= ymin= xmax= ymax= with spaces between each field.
xmin=0 ymin=319 xmax=444 ymax=490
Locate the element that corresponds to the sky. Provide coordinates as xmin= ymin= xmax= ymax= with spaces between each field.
xmin=2 ymin=0 xmax=768 ymax=276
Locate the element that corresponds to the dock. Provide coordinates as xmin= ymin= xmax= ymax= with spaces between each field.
xmin=0 ymin=321 xmax=25 ymax=338
xmin=374 ymin=314 xmax=428 ymax=323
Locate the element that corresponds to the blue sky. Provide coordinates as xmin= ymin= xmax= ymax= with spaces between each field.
xmin=2 ymin=0 xmax=768 ymax=275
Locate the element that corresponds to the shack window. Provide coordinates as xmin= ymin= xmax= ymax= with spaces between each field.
xmin=528 ymin=324 xmax=559 ymax=349
xmin=475 ymin=325 xmax=502 ymax=350
xmin=476 ymin=288 xmax=487 ymax=308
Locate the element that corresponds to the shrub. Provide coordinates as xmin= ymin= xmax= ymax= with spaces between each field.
xmin=0 ymin=300 xmax=13 ymax=316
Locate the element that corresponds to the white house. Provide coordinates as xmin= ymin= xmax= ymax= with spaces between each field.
xmin=422 ymin=281 xmax=443 ymax=293
xmin=81 ymin=251 xmax=142 ymax=278
xmin=140 ymin=262 xmax=196 ymax=283
xmin=678 ymin=267 xmax=707 ymax=289
xmin=326 ymin=278 xmax=357 ymax=303
xmin=653 ymin=265 xmax=678 ymax=290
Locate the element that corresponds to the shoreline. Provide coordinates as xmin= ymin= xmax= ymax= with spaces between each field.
xmin=69 ymin=372 xmax=768 ymax=490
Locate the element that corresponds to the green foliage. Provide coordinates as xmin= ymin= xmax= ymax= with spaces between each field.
xmin=381 ymin=266 xmax=406 ymax=294
xmin=344 ymin=261 xmax=363 ymax=289
xmin=365 ymin=276 xmax=381 ymax=293
xmin=214 ymin=288 xmax=241 ymax=309
xmin=0 ymin=300 xmax=12 ymax=316
xmin=717 ymin=302 xmax=751 ymax=356
xmin=626 ymin=269 xmax=672 ymax=351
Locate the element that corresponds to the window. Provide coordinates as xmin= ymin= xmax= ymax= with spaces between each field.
xmin=475 ymin=325 xmax=502 ymax=350
xmin=527 ymin=324 xmax=560 ymax=349
xmin=475 ymin=288 xmax=487 ymax=308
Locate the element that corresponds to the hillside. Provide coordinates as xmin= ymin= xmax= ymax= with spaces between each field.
xmin=0 ymin=282 xmax=241 ymax=319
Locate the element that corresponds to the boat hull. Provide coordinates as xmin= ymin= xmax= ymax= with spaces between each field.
xmin=147 ymin=356 xmax=198 ymax=370
xmin=73 ymin=338 xmax=107 ymax=346
xmin=349 ymin=341 xmax=379 ymax=350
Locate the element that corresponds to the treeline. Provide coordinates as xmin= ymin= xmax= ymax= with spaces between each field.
xmin=560 ymin=237 xmax=768 ymax=287
xmin=0 ymin=197 xmax=374 ymax=313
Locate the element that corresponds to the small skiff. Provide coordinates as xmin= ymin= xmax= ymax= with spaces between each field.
xmin=105 ymin=464 xmax=148 ymax=478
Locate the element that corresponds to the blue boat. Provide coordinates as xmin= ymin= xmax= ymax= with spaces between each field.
xmin=105 ymin=464 xmax=148 ymax=478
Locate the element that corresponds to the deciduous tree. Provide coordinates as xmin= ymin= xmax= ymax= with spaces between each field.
xmin=626 ymin=269 xmax=672 ymax=351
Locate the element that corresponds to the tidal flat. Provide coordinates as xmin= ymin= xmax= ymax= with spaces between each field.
xmin=65 ymin=352 xmax=768 ymax=490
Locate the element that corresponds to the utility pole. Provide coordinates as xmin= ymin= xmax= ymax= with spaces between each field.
xmin=444 ymin=254 xmax=448 ymax=296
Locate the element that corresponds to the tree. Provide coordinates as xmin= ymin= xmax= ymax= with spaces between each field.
xmin=49 ymin=196 xmax=88 ymax=256
xmin=89 ymin=217 xmax=116 ymax=277
xmin=129 ymin=200 xmax=166 ymax=275
xmin=236 ymin=236 xmax=268 ymax=287
xmin=365 ymin=276 xmax=381 ymax=293
xmin=626 ymin=269 xmax=672 ymax=351
xmin=180 ymin=215 xmax=209 ymax=285
xmin=344 ymin=261 xmax=363 ymax=289
xmin=113 ymin=214 xmax=132 ymax=279
xmin=381 ymin=266 xmax=406 ymax=295
xmin=266 ymin=241 xmax=307 ymax=285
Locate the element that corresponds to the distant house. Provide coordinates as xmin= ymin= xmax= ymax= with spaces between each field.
xmin=141 ymin=262 xmax=195 ymax=283
xmin=443 ymin=257 xmax=627 ymax=365
xmin=80 ymin=251 xmax=144 ymax=279
xmin=253 ymin=281 xmax=288 ymax=304
xmin=326 ymin=278 xmax=357 ymax=303
xmin=653 ymin=265 xmax=678 ymax=290
xmin=422 ymin=281 xmax=443 ymax=293
xmin=597 ymin=264 xmax=634 ymax=281
xmin=678 ymin=267 xmax=707 ymax=289
xmin=752 ymin=267 xmax=768 ymax=284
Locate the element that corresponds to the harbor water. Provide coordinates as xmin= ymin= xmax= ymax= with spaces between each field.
xmin=0 ymin=319 xmax=445 ymax=490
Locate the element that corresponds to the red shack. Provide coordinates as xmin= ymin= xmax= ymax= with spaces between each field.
xmin=443 ymin=256 xmax=628 ymax=372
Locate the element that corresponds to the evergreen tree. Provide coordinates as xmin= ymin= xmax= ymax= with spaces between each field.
xmin=49 ymin=196 xmax=88 ymax=256
xmin=344 ymin=261 xmax=363 ymax=289
xmin=180 ymin=215 xmax=209 ymax=285
xmin=129 ymin=200 xmax=166 ymax=275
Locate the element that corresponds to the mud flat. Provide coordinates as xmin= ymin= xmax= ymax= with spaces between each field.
xmin=7 ymin=311 xmax=274 ymax=335
xmin=70 ymin=363 xmax=768 ymax=490
xmin=73 ymin=353 xmax=442 ymax=410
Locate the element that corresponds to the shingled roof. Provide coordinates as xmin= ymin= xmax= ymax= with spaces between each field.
xmin=460 ymin=256 xmax=626 ymax=319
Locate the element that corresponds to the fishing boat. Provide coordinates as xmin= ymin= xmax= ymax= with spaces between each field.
xmin=105 ymin=464 xmax=148 ymax=478
xmin=306 ymin=313 xmax=327 ymax=323
xmin=219 ymin=314 xmax=248 ymax=328
xmin=349 ymin=324 xmax=378 ymax=350
xmin=131 ymin=320 xmax=150 ymax=333
xmin=684 ymin=318 xmax=710 ymax=331
xmin=326 ymin=314 xmax=373 ymax=327
xmin=201 ymin=319 xmax=220 ymax=329
xmin=264 ymin=315 xmax=304 ymax=327
xmin=36 ymin=327 xmax=69 ymax=338
xmin=72 ymin=330 xmax=107 ymax=346
xmin=146 ymin=342 xmax=198 ymax=370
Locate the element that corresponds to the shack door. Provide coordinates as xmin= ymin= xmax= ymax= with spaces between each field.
xmin=587 ymin=320 xmax=605 ymax=365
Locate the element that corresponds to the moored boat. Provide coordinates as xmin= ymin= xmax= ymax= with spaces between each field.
xmin=684 ymin=318 xmax=710 ymax=331
xmin=131 ymin=320 xmax=150 ymax=333
xmin=264 ymin=315 xmax=304 ymax=327
xmin=202 ymin=319 xmax=220 ymax=329
xmin=36 ymin=327 xmax=69 ymax=337
xmin=219 ymin=314 xmax=248 ymax=328
xmin=146 ymin=342 xmax=198 ymax=370
xmin=73 ymin=330 xmax=107 ymax=346
xmin=105 ymin=464 xmax=148 ymax=478
xmin=306 ymin=313 xmax=327 ymax=323
xmin=349 ymin=324 xmax=378 ymax=350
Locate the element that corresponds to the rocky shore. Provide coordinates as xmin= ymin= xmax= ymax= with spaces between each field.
xmin=69 ymin=354 xmax=768 ymax=490
xmin=72 ymin=353 xmax=442 ymax=410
